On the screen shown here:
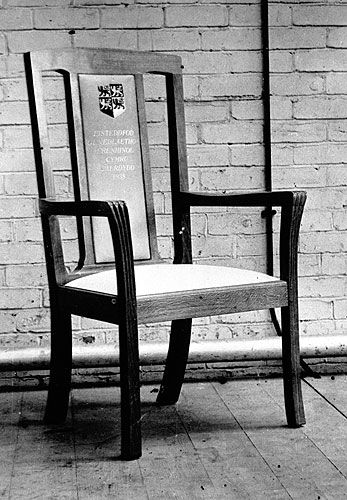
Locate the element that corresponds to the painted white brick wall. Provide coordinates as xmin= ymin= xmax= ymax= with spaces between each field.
xmin=0 ymin=0 xmax=346 ymax=357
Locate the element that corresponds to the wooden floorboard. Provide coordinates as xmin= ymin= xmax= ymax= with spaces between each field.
xmin=175 ymin=382 xmax=292 ymax=499
xmin=71 ymin=387 xmax=146 ymax=499
xmin=259 ymin=377 xmax=347 ymax=484
xmin=7 ymin=391 xmax=78 ymax=500
xmin=221 ymin=377 xmax=347 ymax=499
xmin=306 ymin=375 xmax=347 ymax=417
xmin=0 ymin=392 xmax=22 ymax=499
xmin=140 ymin=393 xmax=217 ymax=500
xmin=302 ymin=377 xmax=347 ymax=480
xmin=0 ymin=376 xmax=346 ymax=499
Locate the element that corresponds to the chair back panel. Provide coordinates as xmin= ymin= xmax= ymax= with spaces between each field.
xmin=79 ymin=73 xmax=150 ymax=262
xmin=26 ymin=49 xmax=185 ymax=268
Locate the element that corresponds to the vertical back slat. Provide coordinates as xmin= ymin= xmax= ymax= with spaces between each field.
xmin=168 ymin=73 xmax=189 ymax=193
xmin=166 ymin=72 xmax=192 ymax=264
xmin=134 ymin=74 xmax=159 ymax=261
xmin=25 ymin=52 xmax=68 ymax=285
xmin=25 ymin=53 xmax=55 ymax=199
xmin=69 ymin=72 xmax=91 ymax=267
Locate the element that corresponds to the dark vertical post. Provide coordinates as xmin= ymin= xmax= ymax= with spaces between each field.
xmin=261 ymin=0 xmax=282 ymax=335
xmin=156 ymin=70 xmax=193 ymax=405
xmin=261 ymin=0 xmax=273 ymax=266
xmin=110 ymin=201 xmax=141 ymax=460
xmin=166 ymin=72 xmax=192 ymax=265
xmin=279 ymin=192 xmax=306 ymax=426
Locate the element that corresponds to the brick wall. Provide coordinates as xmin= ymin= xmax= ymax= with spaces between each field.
xmin=0 ymin=1 xmax=346 ymax=371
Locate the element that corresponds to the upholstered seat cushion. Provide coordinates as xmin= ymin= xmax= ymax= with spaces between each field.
xmin=65 ymin=264 xmax=279 ymax=296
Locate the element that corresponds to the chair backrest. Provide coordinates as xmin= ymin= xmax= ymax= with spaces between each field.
xmin=25 ymin=48 xmax=190 ymax=270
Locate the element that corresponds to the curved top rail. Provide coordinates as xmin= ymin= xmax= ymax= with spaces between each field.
xmin=26 ymin=48 xmax=183 ymax=76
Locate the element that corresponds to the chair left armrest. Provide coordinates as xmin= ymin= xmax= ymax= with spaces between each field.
xmin=179 ymin=190 xmax=306 ymax=209
xmin=179 ymin=190 xmax=307 ymax=285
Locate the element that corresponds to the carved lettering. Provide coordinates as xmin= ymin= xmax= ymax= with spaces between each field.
xmin=85 ymin=128 xmax=137 ymax=174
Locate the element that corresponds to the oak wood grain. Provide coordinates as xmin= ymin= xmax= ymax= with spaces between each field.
xmin=60 ymin=280 xmax=288 ymax=324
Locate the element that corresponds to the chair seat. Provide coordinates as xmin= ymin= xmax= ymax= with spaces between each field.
xmin=65 ymin=264 xmax=279 ymax=297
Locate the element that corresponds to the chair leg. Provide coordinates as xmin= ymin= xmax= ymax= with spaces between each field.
xmin=44 ymin=305 xmax=72 ymax=424
xmin=156 ymin=318 xmax=192 ymax=405
xmin=281 ymin=305 xmax=306 ymax=427
xmin=119 ymin=322 xmax=142 ymax=460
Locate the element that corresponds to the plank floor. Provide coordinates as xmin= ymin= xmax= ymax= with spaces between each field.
xmin=0 ymin=375 xmax=346 ymax=499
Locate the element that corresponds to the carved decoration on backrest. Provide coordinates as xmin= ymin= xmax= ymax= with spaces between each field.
xmin=79 ymin=74 xmax=151 ymax=263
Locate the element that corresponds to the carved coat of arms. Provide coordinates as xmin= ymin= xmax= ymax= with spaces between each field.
xmin=98 ymin=84 xmax=125 ymax=118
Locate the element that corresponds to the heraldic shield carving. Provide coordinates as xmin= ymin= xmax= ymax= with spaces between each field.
xmin=98 ymin=83 xmax=126 ymax=118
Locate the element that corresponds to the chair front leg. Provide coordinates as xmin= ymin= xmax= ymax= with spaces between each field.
xmin=157 ymin=318 xmax=192 ymax=405
xmin=280 ymin=191 xmax=306 ymax=427
xmin=119 ymin=319 xmax=142 ymax=460
xmin=281 ymin=305 xmax=305 ymax=427
xmin=44 ymin=302 xmax=72 ymax=424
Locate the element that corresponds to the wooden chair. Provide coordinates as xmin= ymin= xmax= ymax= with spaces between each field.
xmin=25 ymin=48 xmax=306 ymax=460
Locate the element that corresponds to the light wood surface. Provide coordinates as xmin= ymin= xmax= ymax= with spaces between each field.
xmin=1 ymin=375 xmax=346 ymax=499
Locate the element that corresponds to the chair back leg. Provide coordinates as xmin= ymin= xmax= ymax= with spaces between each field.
xmin=157 ymin=318 xmax=192 ymax=405
xmin=44 ymin=304 xmax=72 ymax=424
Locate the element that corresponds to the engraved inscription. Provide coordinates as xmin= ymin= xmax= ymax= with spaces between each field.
xmin=86 ymin=128 xmax=136 ymax=180
xmin=85 ymin=128 xmax=138 ymax=179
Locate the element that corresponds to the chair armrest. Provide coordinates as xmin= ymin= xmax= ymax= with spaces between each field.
xmin=179 ymin=190 xmax=306 ymax=208
xmin=39 ymin=199 xmax=136 ymax=305
xmin=39 ymin=198 xmax=117 ymax=217
xmin=179 ymin=190 xmax=307 ymax=287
